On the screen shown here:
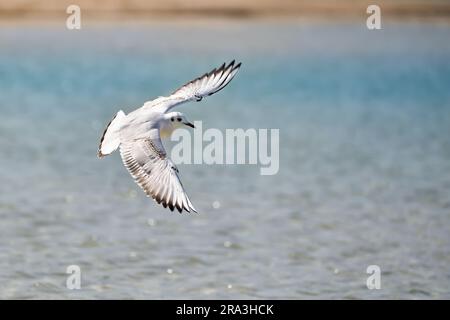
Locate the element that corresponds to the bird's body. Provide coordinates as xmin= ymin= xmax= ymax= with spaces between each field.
xmin=98 ymin=61 xmax=241 ymax=213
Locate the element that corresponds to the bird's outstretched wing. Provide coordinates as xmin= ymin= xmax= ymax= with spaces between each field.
xmin=119 ymin=135 xmax=197 ymax=213
xmin=152 ymin=60 xmax=241 ymax=113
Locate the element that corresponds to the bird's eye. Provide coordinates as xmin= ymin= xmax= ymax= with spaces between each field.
xmin=177 ymin=118 xmax=182 ymax=121
xmin=171 ymin=118 xmax=174 ymax=121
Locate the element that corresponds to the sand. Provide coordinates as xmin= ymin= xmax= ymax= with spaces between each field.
xmin=1 ymin=0 xmax=450 ymax=22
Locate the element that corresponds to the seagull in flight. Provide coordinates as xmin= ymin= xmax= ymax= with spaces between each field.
xmin=98 ymin=61 xmax=241 ymax=213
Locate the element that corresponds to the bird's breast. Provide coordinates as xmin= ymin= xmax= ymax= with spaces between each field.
xmin=159 ymin=123 xmax=175 ymax=139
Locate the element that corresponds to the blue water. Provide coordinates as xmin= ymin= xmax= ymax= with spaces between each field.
xmin=0 ymin=20 xmax=450 ymax=299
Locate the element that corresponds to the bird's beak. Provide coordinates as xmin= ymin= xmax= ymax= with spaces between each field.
xmin=184 ymin=121 xmax=195 ymax=129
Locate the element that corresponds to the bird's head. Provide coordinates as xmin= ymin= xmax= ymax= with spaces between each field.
xmin=165 ymin=112 xmax=195 ymax=129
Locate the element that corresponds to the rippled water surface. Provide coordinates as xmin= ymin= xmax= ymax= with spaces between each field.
xmin=0 ymin=20 xmax=450 ymax=299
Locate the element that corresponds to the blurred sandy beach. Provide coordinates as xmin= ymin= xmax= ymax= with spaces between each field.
xmin=1 ymin=0 xmax=450 ymax=22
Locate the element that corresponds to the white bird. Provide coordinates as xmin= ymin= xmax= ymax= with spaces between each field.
xmin=98 ymin=61 xmax=241 ymax=213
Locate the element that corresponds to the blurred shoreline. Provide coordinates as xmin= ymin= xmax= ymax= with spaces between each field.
xmin=1 ymin=0 xmax=450 ymax=23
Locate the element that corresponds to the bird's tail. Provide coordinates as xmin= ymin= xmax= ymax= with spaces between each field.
xmin=98 ymin=110 xmax=126 ymax=158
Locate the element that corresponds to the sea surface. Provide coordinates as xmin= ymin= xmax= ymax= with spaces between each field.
xmin=0 ymin=20 xmax=450 ymax=299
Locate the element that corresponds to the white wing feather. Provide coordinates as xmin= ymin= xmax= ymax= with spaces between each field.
xmin=151 ymin=60 xmax=241 ymax=113
xmin=120 ymin=136 xmax=197 ymax=213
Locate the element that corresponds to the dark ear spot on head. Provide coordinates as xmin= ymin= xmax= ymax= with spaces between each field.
xmin=171 ymin=117 xmax=174 ymax=121
xmin=177 ymin=118 xmax=182 ymax=122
